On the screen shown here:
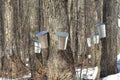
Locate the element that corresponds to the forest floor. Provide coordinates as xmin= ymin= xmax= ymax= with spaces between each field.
xmin=0 ymin=73 xmax=31 ymax=80
xmin=0 ymin=54 xmax=120 ymax=80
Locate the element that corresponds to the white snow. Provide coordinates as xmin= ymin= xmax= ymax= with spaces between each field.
xmin=88 ymin=54 xmax=92 ymax=59
xmin=76 ymin=66 xmax=98 ymax=80
xmin=0 ymin=78 xmax=18 ymax=80
xmin=26 ymin=63 xmax=29 ymax=67
xmin=26 ymin=58 xmax=29 ymax=62
xmin=22 ymin=73 xmax=31 ymax=79
xmin=0 ymin=73 xmax=31 ymax=80
xmin=102 ymin=73 xmax=120 ymax=80
xmin=0 ymin=54 xmax=120 ymax=80
xmin=118 ymin=17 xmax=120 ymax=27
xmin=117 ymin=54 xmax=120 ymax=72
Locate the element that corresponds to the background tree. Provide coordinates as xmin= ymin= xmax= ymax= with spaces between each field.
xmin=117 ymin=0 xmax=120 ymax=56
xmin=41 ymin=0 xmax=76 ymax=80
xmin=100 ymin=0 xmax=118 ymax=77
xmin=0 ymin=0 xmax=120 ymax=79
xmin=0 ymin=0 xmax=4 ymax=70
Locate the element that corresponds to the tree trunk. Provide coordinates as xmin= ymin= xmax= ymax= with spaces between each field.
xmin=3 ymin=0 xmax=14 ymax=49
xmin=2 ymin=0 xmax=16 ymax=77
xmin=0 ymin=0 xmax=4 ymax=70
xmin=117 ymin=0 xmax=120 ymax=54
xmin=0 ymin=0 xmax=120 ymax=79
xmin=28 ymin=0 xmax=45 ymax=79
xmin=83 ymin=0 xmax=102 ymax=79
xmin=100 ymin=0 xmax=118 ymax=77
xmin=41 ymin=0 xmax=76 ymax=80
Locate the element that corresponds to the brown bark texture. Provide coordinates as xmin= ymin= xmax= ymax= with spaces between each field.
xmin=0 ymin=0 xmax=119 ymax=79
xmin=100 ymin=0 xmax=119 ymax=77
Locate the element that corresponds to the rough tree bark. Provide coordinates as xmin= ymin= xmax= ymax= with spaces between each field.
xmin=0 ymin=0 xmax=5 ymax=76
xmin=1 ymin=0 xmax=28 ymax=78
xmin=28 ymin=0 xmax=45 ymax=79
xmin=83 ymin=0 xmax=102 ymax=79
xmin=41 ymin=0 xmax=76 ymax=80
xmin=0 ymin=0 xmax=2 ymax=55
xmin=100 ymin=0 xmax=118 ymax=77
xmin=0 ymin=0 xmax=120 ymax=79
xmin=12 ymin=0 xmax=43 ymax=79
xmin=117 ymin=0 xmax=120 ymax=54
xmin=3 ymin=0 xmax=13 ymax=54
xmin=2 ymin=0 xmax=17 ymax=78
xmin=41 ymin=0 xmax=103 ymax=79
xmin=69 ymin=1 xmax=102 ymax=80
xmin=0 ymin=0 xmax=4 ymax=70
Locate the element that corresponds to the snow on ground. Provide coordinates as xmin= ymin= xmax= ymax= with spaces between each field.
xmin=102 ymin=73 xmax=120 ymax=80
xmin=76 ymin=66 xmax=98 ymax=80
xmin=0 ymin=78 xmax=18 ymax=80
xmin=117 ymin=54 xmax=120 ymax=72
xmin=100 ymin=54 xmax=120 ymax=80
xmin=0 ymin=73 xmax=31 ymax=80
xmin=0 ymin=54 xmax=120 ymax=80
